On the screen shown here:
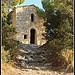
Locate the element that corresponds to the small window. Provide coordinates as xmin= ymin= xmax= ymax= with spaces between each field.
xmin=24 ymin=35 xmax=27 ymax=39
xmin=31 ymin=13 xmax=34 ymax=22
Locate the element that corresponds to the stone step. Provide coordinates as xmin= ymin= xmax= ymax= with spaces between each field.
xmin=17 ymin=44 xmax=47 ymax=68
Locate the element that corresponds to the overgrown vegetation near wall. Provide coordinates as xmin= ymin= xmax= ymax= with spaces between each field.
xmin=36 ymin=0 xmax=73 ymax=71
xmin=2 ymin=0 xmax=24 ymax=63
xmin=36 ymin=0 xmax=73 ymax=50
xmin=39 ymin=41 xmax=73 ymax=71
xmin=2 ymin=0 xmax=73 ymax=72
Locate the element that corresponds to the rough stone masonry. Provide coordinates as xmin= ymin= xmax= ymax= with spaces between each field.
xmin=10 ymin=5 xmax=47 ymax=45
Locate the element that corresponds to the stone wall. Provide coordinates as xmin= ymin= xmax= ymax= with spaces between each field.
xmin=10 ymin=8 xmax=16 ymax=39
xmin=11 ymin=5 xmax=47 ymax=45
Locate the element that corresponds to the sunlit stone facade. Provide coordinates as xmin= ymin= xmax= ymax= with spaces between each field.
xmin=10 ymin=5 xmax=47 ymax=45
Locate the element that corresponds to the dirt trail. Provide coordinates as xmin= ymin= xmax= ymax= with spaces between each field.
xmin=2 ymin=44 xmax=74 ymax=75
xmin=2 ymin=65 xmax=74 ymax=75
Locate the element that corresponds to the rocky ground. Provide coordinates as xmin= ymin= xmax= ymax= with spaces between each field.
xmin=2 ymin=67 xmax=74 ymax=75
xmin=2 ymin=44 xmax=74 ymax=75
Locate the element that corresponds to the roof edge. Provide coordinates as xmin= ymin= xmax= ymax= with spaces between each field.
xmin=9 ymin=4 xmax=37 ymax=14
xmin=15 ymin=4 xmax=37 ymax=8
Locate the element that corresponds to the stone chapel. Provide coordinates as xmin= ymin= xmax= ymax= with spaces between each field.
xmin=10 ymin=5 xmax=47 ymax=45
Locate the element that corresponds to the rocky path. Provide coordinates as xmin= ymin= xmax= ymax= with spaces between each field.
xmin=2 ymin=64 xmax=74 ymax=75
xmin=2 ymin=44 xmax=73 ymax=75
xmin=16 ymin=44 xmax=46 ymax=69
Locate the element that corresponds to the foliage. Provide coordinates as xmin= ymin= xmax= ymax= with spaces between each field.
xmin=2 ymin=3 xmax=8 ymax=25
xmin=2 ymin=0 xmax=25 ymax=8
xmin=61 ymin=50 xmax=74 ymax=71
xmin=36 ymin=0 xmax=73 ymax=50
xmin=40 ymin=41 xmax=73 ymax=71
xmin=2 ymin=2 xmax=22 ymax=62
xmin=37 ymin=0 xmax=73 ymax=70
xmin=48 ymin=40 xmax=73 ymax=69
xmin=2 ymin=40 xmax=22 ymax=62
xmin=36 ymin=7 xmax=45 ymax=19
xmin=1 ymin=46 xmax=8 ymax=62
xmin=7 ymin=14 xmax=12 ymax=25
xmin=2 ymin=24 xmax=16 ymax=45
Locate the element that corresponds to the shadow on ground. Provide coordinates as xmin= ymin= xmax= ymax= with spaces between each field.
xmin=13 ymin=44 xmax=73 ymax=74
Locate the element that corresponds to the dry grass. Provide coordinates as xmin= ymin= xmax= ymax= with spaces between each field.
xmin=1 ymin=46 xmax=16 ymax=75
xmin=61 ymin=50 xmax=74 ymax=70
xmin=1 ymin=62 xmax=14 ymax=75
xmin=39 ymin=42 xmax=74 ymax=72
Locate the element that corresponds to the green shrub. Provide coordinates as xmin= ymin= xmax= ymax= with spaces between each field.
xmin=40 ymin=40 xmax=73 ymax=71
xmin=61 ymin=50 xmax=74 ymax=70
xmin=2 ymin=46 xmax=10 ymax=63
xmin=2 ymin=39 xmax=22 ymax=62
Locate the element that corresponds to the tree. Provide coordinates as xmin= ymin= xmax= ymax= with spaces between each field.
xmin=2 ymin=0 xmax=24 ymax=61
xmin=53 ymin=0 xmax=73 ymax=49
xmin=36 ymin=0 xmax=73 ymax=50
xmin=2 ymin=0 xmax=25 ymax=13
xmin=2 ymin=0 xmax=25 ymax=8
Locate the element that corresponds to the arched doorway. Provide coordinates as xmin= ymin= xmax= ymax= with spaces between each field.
xmin=30 ymin=29 xmax=36 ymax=44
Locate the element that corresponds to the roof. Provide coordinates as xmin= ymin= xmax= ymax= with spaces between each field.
xmin=15 ymin=4 xmax=37 ymax=8
xmin=9 ymin=4 xmax=37 ymax=14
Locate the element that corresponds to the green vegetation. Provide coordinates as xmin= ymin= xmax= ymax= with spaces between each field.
xmin=2 ymin=0 xmax=73 ymax=71
xmin=61 ymin=49 xmax=74 ymax=70
xmin=2 ymin=0 xmax=25 ymax=62
xmin=36 ymin=0 xmax=73 ymax=50
xmin=2 ymin=0 xmax=25 ymax=8
xmin=36 ymin=0 xmax=73 ymax=70
xmin=40 ymin=41 xmax=73 ymax=71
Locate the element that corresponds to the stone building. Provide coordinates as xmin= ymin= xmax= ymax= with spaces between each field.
xmin=10 ymin=5 xmax=47 ymax=45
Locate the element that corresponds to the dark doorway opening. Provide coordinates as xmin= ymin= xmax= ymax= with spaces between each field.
xmin=30 ymin=29 xmax=35 ymax=44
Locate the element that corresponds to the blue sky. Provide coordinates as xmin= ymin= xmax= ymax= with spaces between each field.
xmin=9 ymin=0 xmax=43 ymax=12
xmin=16 ymin=0 xmax=43 ymax=9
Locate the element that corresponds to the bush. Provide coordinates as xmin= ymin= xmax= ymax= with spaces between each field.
xmin=61 ymin=50 xmax=74 ymax=71
xmin=40 ymin=40 xmax=73 ymax=71
xmin=1 ymin=46 xmax=8 ymax=63
xmin=49 ymin=39 xmax=73 ymax=70
xmin=2 ymin=39 xmax=22 ymax=62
